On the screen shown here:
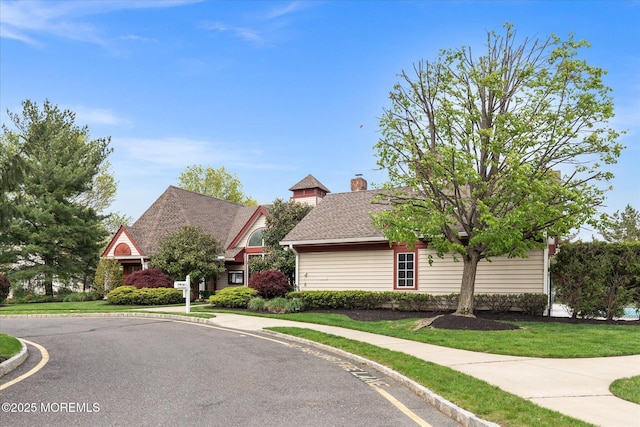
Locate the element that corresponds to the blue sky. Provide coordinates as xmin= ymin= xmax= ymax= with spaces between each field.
xmin=1 ymin=0 xmax=638 ymax=236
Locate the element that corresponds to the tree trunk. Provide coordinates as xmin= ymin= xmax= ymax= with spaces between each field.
xmin=455 ymin=250 xmax=481 ymax=316
xmin=43 ymin=256 xmax=55 ymax=296
xmin=44 ymin=273 xmax=54 ymax=297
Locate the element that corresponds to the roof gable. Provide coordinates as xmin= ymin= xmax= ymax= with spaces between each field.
xmin=281 ymin=189 xmax=391 ymax=244
xmin=126 ymin=186 xmax=247 ymax=255
xmin=289 ymin=174 xmax=330 ymax=193
xmin=102 ymin=226 xmax=144 ymax=257
xmin=226 ymin=205 xmax=269 ymax=249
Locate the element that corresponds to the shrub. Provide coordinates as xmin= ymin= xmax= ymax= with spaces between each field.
xmin=209 ymin=287 xmax=257 ymax=308
xmin=395 ymin=293 xmax=432 ymax=311
xmin=518 ymin=293 xmax=548 ymax=316
xmin=94 ymin=258 xmax=124 ymax=296
xmin=248 ymin=270 xmax=291 ymax=299
xmin=248 ymin=297 xmax=267 ymax=312
xmin=430 ymin=294 xmax=459 ymax=312
xmin=106 ymin=286 xmax=183 ymax=305
xmin=287 ymin=290 xmax=387 ymax=310
xmin=199 ymin=290 xmax=214 ymax=300
xmin=12 ymin=294 xmax=62 ymax=303
xmin=56 ymin=286 xmax=75 ymax=297
xmin=284 ymin=297 xmax=306 ymax=313
xmin=0 ymin=274 xmax=10 ymax=304
xmin=475 ymin=294 xmax=517 ymax=313
xmin=123 ymin=268 xmax=174 ymax=289
xmin=63 ymin=291 xmax=102 ymax=302
xmin=265 ymin=297 xmax=288 ymax=313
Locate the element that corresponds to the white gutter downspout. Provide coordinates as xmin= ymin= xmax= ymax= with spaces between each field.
xmin=543 ymin=240 xmax=551 ymax=316
xmin=288 ymin=244 xmax=299 ymax=291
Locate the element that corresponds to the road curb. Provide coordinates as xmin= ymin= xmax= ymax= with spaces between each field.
xmin=0 ymin=338 xmax=28 ymax=378
xmin=262 ymin=329 xmax=499 ymax=427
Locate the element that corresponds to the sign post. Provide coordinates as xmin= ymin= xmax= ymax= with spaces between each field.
xmin=173 ymin=275 xmax=191 ymax=313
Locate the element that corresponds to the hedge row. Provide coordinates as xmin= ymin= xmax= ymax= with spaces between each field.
xmin=107 ymin=286 xmax=183 ymax=305
xmin=551 ymin=241 xmax=640 ymax=319
xmin=286 ymin=290 xmax=548 ymax=315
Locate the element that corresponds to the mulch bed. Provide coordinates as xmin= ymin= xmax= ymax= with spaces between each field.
xmin=306 ymin=309 xmax=639 ymax=330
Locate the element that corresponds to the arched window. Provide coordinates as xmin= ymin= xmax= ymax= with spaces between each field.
xmin=114 ymin=243 xmax=132 ymax=256
xmin=248 ymin=228 xmax=265 ymax=247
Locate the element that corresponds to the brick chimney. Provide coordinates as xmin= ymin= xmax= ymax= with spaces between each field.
xmin=350 ymin=174 xmax=367 ymax=192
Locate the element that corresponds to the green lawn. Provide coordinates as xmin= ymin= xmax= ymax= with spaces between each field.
xmin=208 ymin=310 xmax=639 ymax=358
xmin=0 ymin=300 xmax=144 ymax=313
xmin=0 ymin=333 xmax=22 ymax=361
xmin=0 ymin=300 xmax=211 ymax=314
xmin=610 ymin=376 xmax=640 ymax=404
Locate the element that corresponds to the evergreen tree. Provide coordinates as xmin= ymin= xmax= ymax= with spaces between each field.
xmin=0 ymin=100 xmax=112 ymax=295
xmin=600 ymin=204 xmax=640 ymax=242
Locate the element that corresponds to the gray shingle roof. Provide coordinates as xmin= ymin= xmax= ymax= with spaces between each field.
xmin=288 ymin=174 xmax=331 ymax=193
xmin=281 ymin=189 xmax=391 ymax=244
xmin=126 ymin=186 xmax=262 ymax=255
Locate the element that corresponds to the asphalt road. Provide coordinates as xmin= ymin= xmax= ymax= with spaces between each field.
xmin=0 ymin=317 xmax=462 ymax=426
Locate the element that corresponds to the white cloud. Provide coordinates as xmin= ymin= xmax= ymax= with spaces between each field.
xmin=203 ymin=21 xmax=262 ymax=43
xmin=263 ymin=1 xmax=307 ymax=20
xmin=112 ymin=136 xmax=295 ymax=176
xmin=0 ymin=0 xmax=200 ymax=46
xmin=72 ymin=106 xmax=132 ymax=127
xmin=202 ymin=1 xmax=313 ymax=45
xmin=116 ymin=136 xmax=232 ymax=168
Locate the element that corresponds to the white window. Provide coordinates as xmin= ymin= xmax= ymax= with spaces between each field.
xmin=248 ymin=229 xmax=265 ymax=247
xmin=397 ymin=253 xmax=415 ymax=288
xmin=228 ymin=270 xmax=244 ymax=285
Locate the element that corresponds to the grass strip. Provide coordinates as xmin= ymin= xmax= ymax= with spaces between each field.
xmin=217 ymin=310 xmax=640 ymax=358
xmin=0 ymin=333 xmax=22 ymax=361
xmin=0 ymin=300 xmax=208 ymax=314
xmin=270 ymin=327 xmax=595 ymax=427
xmin=609 ymin=376 xmax=640 ymax=404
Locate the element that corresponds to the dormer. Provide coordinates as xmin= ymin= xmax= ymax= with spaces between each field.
xmin=289 ymin=174 xmax=330 ymax=207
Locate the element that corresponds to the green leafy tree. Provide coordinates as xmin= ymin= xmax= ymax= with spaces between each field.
xmin=373 ymin=24 xmax=623 ymax=316
xmin=263 ymin=199 xmax=313 ymax=248
xmin=73 ymin=160 xmax=117 ymax=213
xmin=149 ymin=225 xmax=225 ymax=291
xmin=101 ymin=212 xmax=133 ymax=236
xmin=249 ymin=199 xmax=313 ymax=284
xmin=178 ymin=164 xmax=257 ymax=205
xmin=599 ymin=204 xmax=640 ymax=242
xmin=0 ymin=100 xmax=112 ymax=296
xmin=93 ymin=258 xmax=124 ymax=296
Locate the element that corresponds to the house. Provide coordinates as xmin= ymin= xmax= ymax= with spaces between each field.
xmin=102 ymin=185 xmax=269 ymax=293
xmin=281 ymin=175 xmax=552 ymax=296
xmin=103 ymin=174 xmax=552 ymax=298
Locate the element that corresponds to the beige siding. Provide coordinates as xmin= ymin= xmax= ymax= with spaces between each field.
xmin=215 ymin=267 xmax=246 ymax=290
xmin=297 ymin=248 xmax=545 ymax=294
xmin=292 ymin=196 xmax=319 ymax=207
xmin=298 ymin=250 xmax=394 ymax=291
xmin=418 ymin=249 xmax=545 ymax=294
xmin=234 ymin=215 xmax=267 ymax=249
xmin=105 ymin=233 xmax=141 ymax=257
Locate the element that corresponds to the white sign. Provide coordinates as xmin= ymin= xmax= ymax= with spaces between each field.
xmin=174 ymin=275 xmax=191 ymax=313
xmin=174 ymin=280 xmax=188 ymax=290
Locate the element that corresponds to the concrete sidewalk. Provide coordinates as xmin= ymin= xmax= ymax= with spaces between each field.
xmin=153 ymin=308 xmax=640 ymax=427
